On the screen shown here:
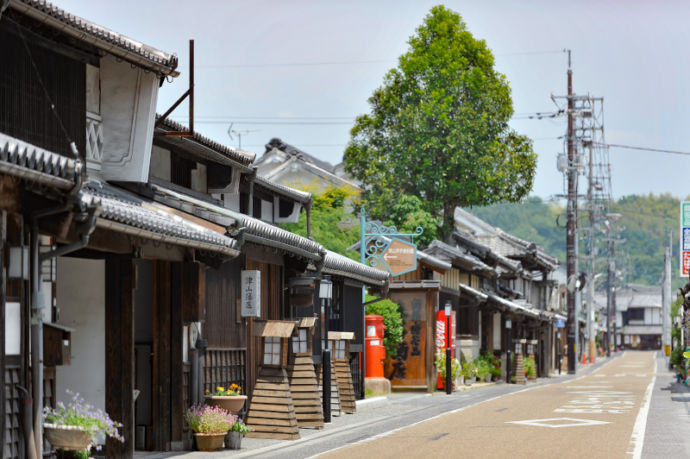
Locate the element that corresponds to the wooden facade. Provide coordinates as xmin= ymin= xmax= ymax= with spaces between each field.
xmin=387 ymin=282 xmax=440 ymax=392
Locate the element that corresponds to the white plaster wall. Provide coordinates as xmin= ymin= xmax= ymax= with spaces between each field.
xmin=100 ymin=55 xmax=158 ymax=183
xmin=55 ymin=257 xmax=106 ymax=412
xmin=222 ymin=193 xmax=241 ymax=212
xmin=260 ymin=199 xmax=273 ymax=222
xmin=191 ymin=163 xmax=207 ymax=193
xmin=150 ymin=145 xmax=171 ymax=182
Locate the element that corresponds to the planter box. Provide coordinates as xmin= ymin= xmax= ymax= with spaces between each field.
xmin=195 ymin=432 xmax=227 ymax=451
xmin=44 ymin=423 xmax=92 ymax=451
xmin=205 ymin=395 xmax=247 ymax=414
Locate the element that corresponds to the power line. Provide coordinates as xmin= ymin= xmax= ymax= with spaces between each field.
xmin=605 ymin=143 xmax=690 ymax=156
xmin=195 ymin=49 xmax=566 ymax=69
xmin=198 ymin=59 xmax=393 ymax=68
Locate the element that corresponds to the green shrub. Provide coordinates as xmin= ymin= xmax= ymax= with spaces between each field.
xmin=365 ymin=295 xmax=403 ymax=359
xmin=475 ymin=358 xmax=491 ymax=380
xmin=461 ymin=361 xmax=477 ymax=379
xmin=671 ymin=346 xmax=684 ymax=368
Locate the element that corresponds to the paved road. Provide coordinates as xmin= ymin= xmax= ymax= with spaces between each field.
xmin=319 ymin=352 xmax=656 ymax=459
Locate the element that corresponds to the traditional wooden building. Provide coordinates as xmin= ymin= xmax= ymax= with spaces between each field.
xmin=0 ymin=2 xmax=196 ymax=457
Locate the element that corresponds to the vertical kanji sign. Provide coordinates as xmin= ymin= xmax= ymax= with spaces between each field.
xmin=681 ymin=202 xmax=690 ymax=276
xmin=241 ymin=270 xmax=261 ymax=317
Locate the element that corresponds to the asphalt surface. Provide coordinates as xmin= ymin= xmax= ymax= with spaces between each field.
xmin=135 ymin=351 xmax=690 ymax=459
xmin=319 ymin=352 xmax=657 ymax=459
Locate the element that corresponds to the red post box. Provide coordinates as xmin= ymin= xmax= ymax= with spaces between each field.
xmin=365 ymin=314 xmax=386 ymax=378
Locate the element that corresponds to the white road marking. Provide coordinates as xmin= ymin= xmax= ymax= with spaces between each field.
xmin=507 ymin=417 xmax=610 ymax=428
xmin=627 ymin=354 xmax=656 ymax=459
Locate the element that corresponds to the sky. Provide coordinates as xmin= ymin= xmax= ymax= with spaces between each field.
xmin=56 ymin=0 xmax=690 ymax=201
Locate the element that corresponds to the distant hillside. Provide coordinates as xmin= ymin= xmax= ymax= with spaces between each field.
xmin=466 ymin=194 xmax=681 ymax=288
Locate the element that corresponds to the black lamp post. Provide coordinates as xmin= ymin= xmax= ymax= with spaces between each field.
xmin=445 ymin=301 xmax=452 ymax=395
xmin=319 ymin=275 xmax=333 ymax=422
xmin=506 ymin=318 xmax=512 ymax=384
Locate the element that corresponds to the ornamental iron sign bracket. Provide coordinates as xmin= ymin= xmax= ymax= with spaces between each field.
xmin=359 ymin=206 xmax=423 ymax=277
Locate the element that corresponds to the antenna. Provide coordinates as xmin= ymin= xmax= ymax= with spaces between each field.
xmin=227 ymin=123 xmax=259 ymax=150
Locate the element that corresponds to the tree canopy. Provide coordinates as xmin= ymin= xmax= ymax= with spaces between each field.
xmin=281 ymin=187 xmax=361 ymax=260
xmin=344 ymin=5 xmax=537 ymax=240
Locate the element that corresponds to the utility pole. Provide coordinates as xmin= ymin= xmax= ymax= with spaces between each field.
xmin=606 ymin=238 xmax=614 ymax=357
xmin=663 ymin=234 xmax=672 ymax=362
xmin=586 ymin=140 xmax=595 ymax=363
xmin=566 ymin=50 xmax=577 ymax=374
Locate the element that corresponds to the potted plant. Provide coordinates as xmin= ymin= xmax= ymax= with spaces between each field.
xmin=524 ymin=356 xmax=536 ymax=380
xmin=227 ymin=417 xmax=252 ymax=450
xmin=43 ymin=390 xmax=124 ymax=458
xmin=475 ymin=357 xmax=491 ymax=382
xmin=462 ymin=361 xmax=477 ymax=385
xmin=435 ymin=352 xmax=461 ymax=390
xmin=185 ymin=404 xmax=234 ymax=451
xmin=205 ymin=384 xmax=247 ymax=414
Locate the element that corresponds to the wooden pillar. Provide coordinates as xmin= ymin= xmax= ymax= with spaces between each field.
xmin=105 ymin=255 xmax=134 ymax=459
xmin=0 ymin=210 xmax=6 ymax=450
xmin=170 ymin=263 xmax=184 ymax=448
xmin=153 ymin=261 xmax=171 ymax=451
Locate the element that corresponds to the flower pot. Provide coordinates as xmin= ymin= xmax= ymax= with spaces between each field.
xmin=227 ymin=431 xmax=243 ymax=450
xmin=194 ymin=432 xmax=227 ymax=452
xmin=44 ymin=423 xmax=92 ymax=451
xmin=205 ymin=395 xmax=247 ymax=414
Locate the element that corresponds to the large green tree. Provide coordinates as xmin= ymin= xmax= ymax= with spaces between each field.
xmin=344 ymin=5 xmax=537 ymax=240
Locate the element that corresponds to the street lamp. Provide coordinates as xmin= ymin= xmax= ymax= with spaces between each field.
xmin=445 ymin=301 xmax=452 ymax=395
xmin=505 ymin=318 xmax=512 ymax=384
xmin=319 ymin=275 xmax=333 ymax=422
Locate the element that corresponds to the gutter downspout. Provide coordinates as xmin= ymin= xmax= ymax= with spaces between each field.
xmin=30 ymin=202 xmax=98 ymax=458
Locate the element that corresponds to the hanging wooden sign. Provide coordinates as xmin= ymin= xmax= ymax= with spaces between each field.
xmin=241 ymin=270 xmax=261 ymax=317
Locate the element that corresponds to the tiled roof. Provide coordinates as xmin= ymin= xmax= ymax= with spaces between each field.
xmin=82 ymin=181 xmax=240 ymax=256
xmin=417 ymin=250 xmax=452 ymax=272
xmin=454 ymin=207 xmax=560 ymax=271
xmin=149 ymin=183 xmax=324 ymax=260
xmin=322 ymin=250 xmax=389 ymax=286
xmin=253 ymin=175 xmax=312 ymax=205
xmin=487 ymin=293 xmax=540 ymax=318
xmin=424 ymin=240 xmax=495 ymax=275
xmin=0 ymin=133 xmax=80 ymax=190
xmin=261 ymin=138 xmax=335 ymax=172
xmin=10 ymin=0 xmax=178 ymax=75
xmin=155 ymin=117 xmax=256 ymax=166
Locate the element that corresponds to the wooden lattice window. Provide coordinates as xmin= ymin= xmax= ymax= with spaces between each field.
xmin=292 ymin=329 xmax=308 ymax=354
xmin=263 ymin=336 xmax=281 ymax=366
xmin=334 ymin=340 xmax=346 ymax=360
